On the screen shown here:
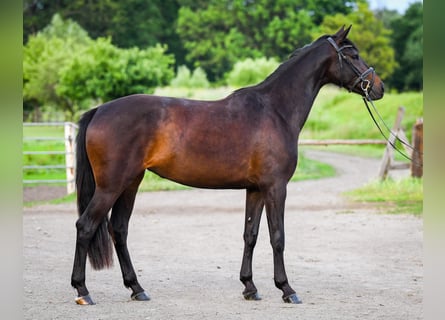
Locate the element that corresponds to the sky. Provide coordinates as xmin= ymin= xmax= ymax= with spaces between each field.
xmin=368 ymin=0 xmax=423 ymax=13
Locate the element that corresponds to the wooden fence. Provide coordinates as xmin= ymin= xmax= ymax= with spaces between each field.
xmin=23 ymin=122 xmax=78 ymax=194
xmin=299 ymin=139 xmax=386 ymax=146
xmin=376 ymin=107 xmax=423 ymax=180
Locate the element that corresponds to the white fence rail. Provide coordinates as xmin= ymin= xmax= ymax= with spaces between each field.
xmin=23 ymin=122 xmax=78 ymax=194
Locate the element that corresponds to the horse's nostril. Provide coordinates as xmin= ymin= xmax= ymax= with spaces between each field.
xmin=381 ymin=82 xmax=385 ymax=93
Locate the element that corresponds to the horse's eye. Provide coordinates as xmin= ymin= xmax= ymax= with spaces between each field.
xmin=351 ymin=54 xmax=359 ymax=60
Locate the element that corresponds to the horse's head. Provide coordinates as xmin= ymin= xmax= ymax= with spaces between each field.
xmin=325 ymin=26 xmax=384 ymax=101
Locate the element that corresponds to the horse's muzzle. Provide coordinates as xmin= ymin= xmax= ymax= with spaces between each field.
xmin=368 ymin=81 xmax=384 ymax=101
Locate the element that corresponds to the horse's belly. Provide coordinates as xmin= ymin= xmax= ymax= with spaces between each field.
xmin=148 ymin=157 xmax=252 ymax=189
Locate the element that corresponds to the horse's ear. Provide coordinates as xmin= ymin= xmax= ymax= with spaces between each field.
xmin=344 ymin=25 xmax=352 ymax=38
xmin=334 ymin=25 xmax=352 ymax=41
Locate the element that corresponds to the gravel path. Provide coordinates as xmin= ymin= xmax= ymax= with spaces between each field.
xmin=23 ymin=150 xmax=422 ymax=319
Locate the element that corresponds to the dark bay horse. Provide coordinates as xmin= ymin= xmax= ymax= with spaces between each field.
xmin=71 ymin=26 xmax=384 ymax=305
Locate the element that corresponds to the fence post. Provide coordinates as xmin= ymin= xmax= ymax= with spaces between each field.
xmin=411 ymin=118 xmax=423 ymax=178
xmin=378 ymin=107 xmax=405 ymax=180
xmin=64 ymin=122 xmax=76 ymax=194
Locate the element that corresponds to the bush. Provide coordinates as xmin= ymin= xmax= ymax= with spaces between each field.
xmin=226 ymin=57 xmax=279 ymax=88
xmin=170 ymin=65 xmax=210 ymax=88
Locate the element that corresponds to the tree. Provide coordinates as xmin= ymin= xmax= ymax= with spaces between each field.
xmin=23 ymin=14 xmax=175 ymax=120
xmin=388 ymin=2 xmax=423 ymax=91
xmin=23 ymin=14 xmax=93 ymax=119
xmin=226 ymin=57 xmax=279 ymax=88
xmin=177 ymin=0 xmax=359 ymax=81
xmin=23 ymin=0 xmax=187 ymax=66
xmin=24 ymin=0 xmax=360 ymax=82
xmin=317 ymin=2 xmax=397 ymax=82
xmin=57 ymin=38 xmax=175 ymax=109
xmin=307 ymin=0 xmax=357 ymax=25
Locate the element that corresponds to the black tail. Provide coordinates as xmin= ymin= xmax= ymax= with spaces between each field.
xmin=76 ymin=107 xmax=113 ymax=270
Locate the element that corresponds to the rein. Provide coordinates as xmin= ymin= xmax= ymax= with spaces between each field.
xmin=326 ymin=37 xmax=423 ymax=167
xmin=361 ymin=94 xmax=423 ymax=167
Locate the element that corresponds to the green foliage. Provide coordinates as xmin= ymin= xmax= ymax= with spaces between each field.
xmin=316 ymin=2 xmax=397 ymax=81
xmin=23 ymin=14 xmax=175 ymax=121
xmin=57 ymin=38 xmax=175 ymax=110
xmin=177 ymin=4 xmax=248 ymax=81
xmin=226 ymin=57 xmax=279 ymax=88
xmin=388 ymin=2 xmax=423 ymax=91
xmin=24 ymin=1 xmax=420 ymax=94
xmin=23 ymin=14 xmax=93 ymax=119
xmin=154 ymin=86 xmax=232 ymax=100
xmin=345 ymin=178 xmax=423 ymax=215
xmin=170 ymin=65 xmax=210 ymax=88
xmin=177 ymin=0 xmax=358 ymax=80
xmin=24 ymin=0 xmax=185 ymax=63
xmin=306 ymin=0 xmax=356 ymax=25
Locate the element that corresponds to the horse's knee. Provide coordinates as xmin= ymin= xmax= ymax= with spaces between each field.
xmin=243 ymin=231 xmax=258 ymax=248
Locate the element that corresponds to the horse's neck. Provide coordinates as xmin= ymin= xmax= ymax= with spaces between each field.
xmin=257 ymin=51 xmax=329 ymax=136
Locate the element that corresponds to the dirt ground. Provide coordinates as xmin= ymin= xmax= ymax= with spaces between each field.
xmin=23 ymin=150 xmax=422 ymax=320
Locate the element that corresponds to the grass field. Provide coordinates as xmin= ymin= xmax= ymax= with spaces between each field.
xmin=23 ymin=125 xmax=67 ymax=186
xmin=345 ymin=177 xmax=423 ymax=215
xmin=302 ymin=85 xmax=423 ymax=141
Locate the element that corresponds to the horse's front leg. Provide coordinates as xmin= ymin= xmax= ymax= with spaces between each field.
xmin=240 ymin=188 xmax=264 ymax=300
xmin=264 ymin=183 xmax=302 ymax=304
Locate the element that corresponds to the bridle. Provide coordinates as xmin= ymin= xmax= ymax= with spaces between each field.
xmin=326 ymin=36 xmax=423 ymax=166
xmin=327 ymin=37 xmax=375 ymax=98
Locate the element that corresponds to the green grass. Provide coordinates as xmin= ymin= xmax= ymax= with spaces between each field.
xmin=292 ymin=152 xmax=336 ymax=181
xmin=23 ymin=192 xmax=77 ymax=208
xmin=23 ymin=125 xmax=65 ymax=137
xmin=303 ymin=85 xmax=423 ymax=141
xmin=23 ymin=125 xmax=68 ymax=186
xmin=139 ymin=171 xmax=189 ymax=192
xmin=300 ymin=85 xmax=423 ymax=161
xmin=344 ymin=177 xmax=423 ymax=215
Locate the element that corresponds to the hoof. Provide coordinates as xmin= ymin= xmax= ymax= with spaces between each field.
xmin=243 ymin=291 xmax=261 ymax=301
xmin=75 ymin=294 xmax=95 ymax=305
xmin=131 ymin=291 xmax=150 ymax=301
xmin=283 ymin=293 xmax=302 ymax=304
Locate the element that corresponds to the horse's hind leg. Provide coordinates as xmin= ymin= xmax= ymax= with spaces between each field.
xmin=71 ymin=191 xmax=117 ymax=305
xmin=110 ymin=172 xmax=150 ymax=301
xmin=240 ymin=188 xmax=264 ymax=300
